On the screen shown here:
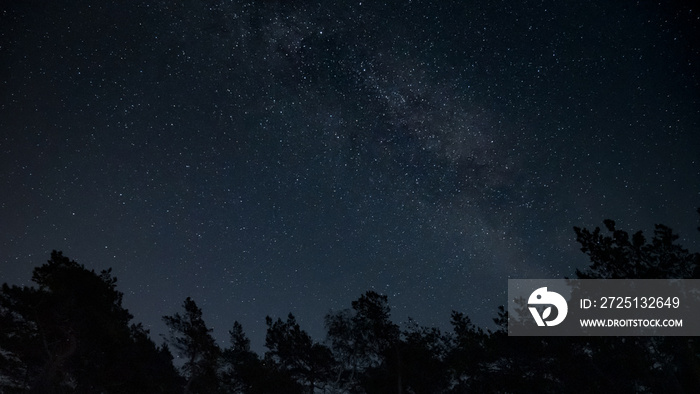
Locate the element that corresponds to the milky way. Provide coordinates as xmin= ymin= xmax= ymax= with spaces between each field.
xmin=1 ymin=0 xmax=698 ymax=351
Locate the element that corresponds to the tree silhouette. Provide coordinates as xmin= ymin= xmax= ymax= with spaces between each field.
xmin=444 ymin=311 xmax=490 ymax=392
xmin=571 ymin=217 xmax=700 ymax=392
xmin=219 ymin=320 xmax=295 ymax=394
xmin=263 ymin=313 xmax=334 ymax=393
xmin=574 ymin=219 xmax=700 ymax=279
xmin=220 ymin=321 xmax=258 ymax=392
xmin=445 ymin=213 xmax=700 ymax=393
xmin=396 ymin=318 xmax=451 ymax=393
xmin=2 ymin=213 xmax=699 ymax=393
xmin=325 ymin=291 xmax=401 ymax=392
xmin=0 ymin=251 xmax=179 ymax=393
xmin=163 ymin=297 xmax=221 ymax=394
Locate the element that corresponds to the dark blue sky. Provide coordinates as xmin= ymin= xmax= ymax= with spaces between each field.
xmin=1 ymin=0 xmax=698 ymax=353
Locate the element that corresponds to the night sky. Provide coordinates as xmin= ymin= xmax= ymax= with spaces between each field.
xmin=2 ymin=0 xmax=698 ymax=353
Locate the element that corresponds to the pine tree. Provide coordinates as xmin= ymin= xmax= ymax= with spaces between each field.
xmin=163 ymin=297 xmax=221 ymax=394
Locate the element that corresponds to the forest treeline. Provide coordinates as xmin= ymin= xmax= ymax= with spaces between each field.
xmin=2 ymin=215 xmax=700 ymax=393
